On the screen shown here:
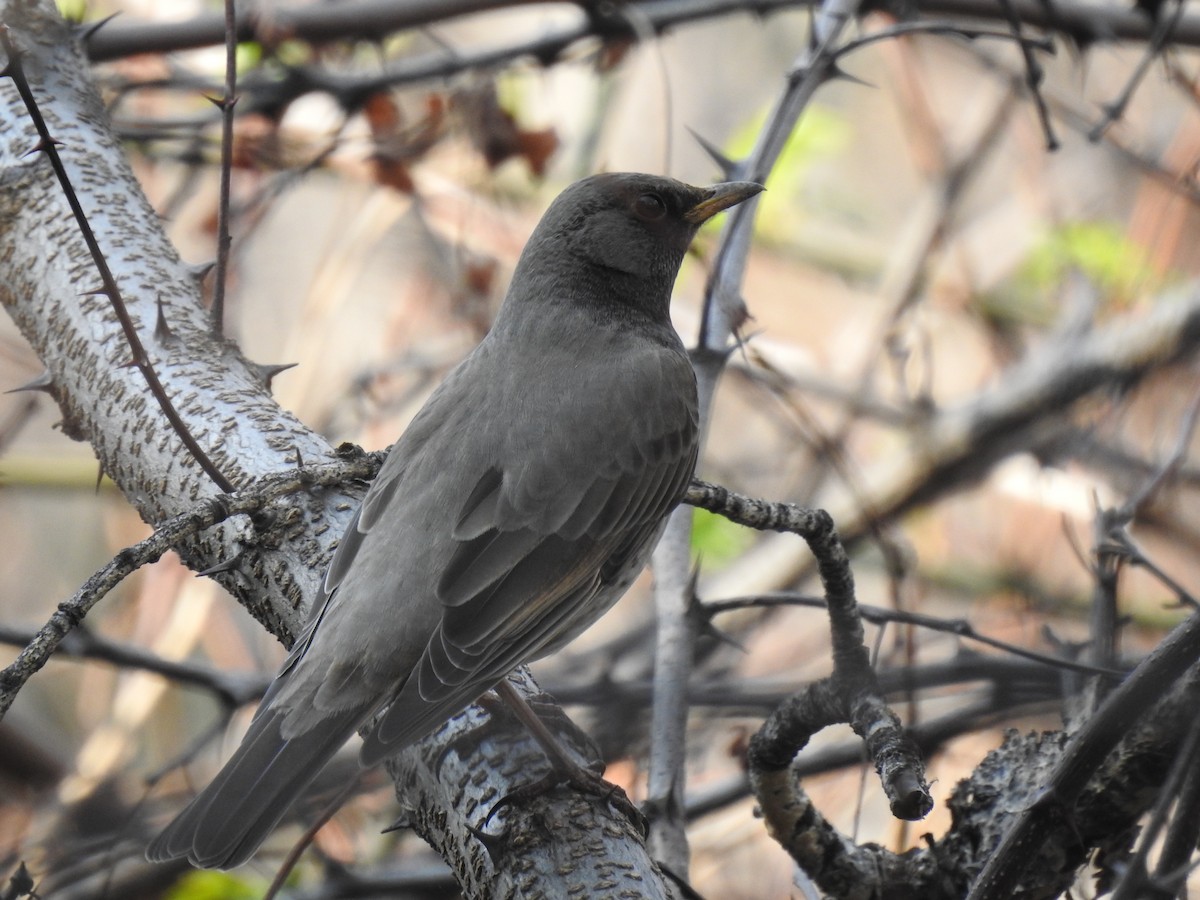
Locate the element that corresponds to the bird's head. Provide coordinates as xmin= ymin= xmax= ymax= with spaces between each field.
xmin=508 ymin=173 xmax=763 ymax=324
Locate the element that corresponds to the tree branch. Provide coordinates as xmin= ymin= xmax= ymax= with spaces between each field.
xmin=0 ymin=2 xmax=672 ymax=894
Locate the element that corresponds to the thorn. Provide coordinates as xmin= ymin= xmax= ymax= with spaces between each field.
xmin=117 ymin=357 xmax=142 ymax=369
xmin=79 ymin=285 xmax=112 ymax=298
xmin=7 ymin=860 xmax=36 ymax=899
xmin=730 ymin=324 xmax=761 ymax=367
xmin=154 ymin=298 xmax=176 ymax=343
xmin=466 ymin=820 xmax=509 ymax=861
xmin=187 ymin=260 xmax=216 ymax=282
xmin=698 ymin=614 xmax=747 ymax=653
xmin=686 ymin=126 xmax=740 ymax=179
xmin=380 ymin=814 xmax=413 ymax=835
xmin=95 ymin=463 xmax=105 ymax=495
xmin=195 ymin=553 xmax=243 ymax=578
xmin=290 ymin=446 xmax=306 ymax=467
xmin=5 ymin=370 xmax=54 ymax=395
xmin=204 ymin=94 xmax=240 ymax=112
xmin=827 ymin=63 xmax=875 ymax=89
xmin=23 ymin=137 xmax=64 ymax=157
xmin=73 ymin=12 xmax=122 ymax=45
xmin=686 ymin=559 xmax=703 ymax=598
xmin=250 ymin=361 xmax=298 ymax=390
xmin=687 ymin=564 xmax=745 ymax=651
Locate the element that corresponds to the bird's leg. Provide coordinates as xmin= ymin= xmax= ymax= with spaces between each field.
xmin=494 ymin=679 xmax=601 ymax=773
xmin=486 ymin=679 xmax=648 ymax=836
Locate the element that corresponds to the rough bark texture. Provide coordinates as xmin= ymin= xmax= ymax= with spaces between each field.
xmin=0 ymin=0 xmax=354 ymax=640
xmin=0 ymin=2 xmax=672 ymax=894
xmin=387 ymin=669 xmax=674 ymax=899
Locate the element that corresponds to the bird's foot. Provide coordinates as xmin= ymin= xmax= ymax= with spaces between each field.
xmin=484 ymin=761 xmax=648 ymax=837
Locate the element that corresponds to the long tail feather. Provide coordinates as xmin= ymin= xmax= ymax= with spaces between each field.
xmin=147 ymin=706 xmax=363 ymax=869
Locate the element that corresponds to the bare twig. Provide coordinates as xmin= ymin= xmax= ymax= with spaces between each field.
xmin=995 ymin=0 xmax=1058 ymax=149
xmin=646 ymin=0 xmax=865 ymax=872
xmin=0 ymin=624 xmax=268 ymax=705
xmin=699 ymin=588 xmax=1125 ymax=678
xmin=1152 ymin=724 xmax=1200 ymax=893
xmin=207 ymin=0 xmax=238 ymax=333
xmin=1089 ymin=0 xmax=1187 ymax=141
xmin=1109 ymin=713 xmax=1200 ymax=900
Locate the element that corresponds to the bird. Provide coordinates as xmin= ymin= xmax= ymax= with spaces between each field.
xmin=147 ymin=172 xmax=763 ymax=869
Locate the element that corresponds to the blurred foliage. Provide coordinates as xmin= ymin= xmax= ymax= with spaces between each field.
xmin=722 ymin=103 xmax=850 ymax=244
xmin=690 ymin=507 xmax=755 ymax=569
xmin=235 ymin=41 xmax=264 ymax=73
xmin=165 ymin=870 xmax=268 ymax=900
xmin=988 ymin=221 xmax=1168 ymax=326
xmin=55 ymin=0 xmax=87 ymax=22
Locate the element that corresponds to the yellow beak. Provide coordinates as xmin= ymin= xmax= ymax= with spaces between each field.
xmin=683 ymin=181 xmax=764 ymax=224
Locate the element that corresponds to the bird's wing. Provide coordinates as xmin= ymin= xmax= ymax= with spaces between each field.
xmin=359 ymin=343 xmax=697 ymax=763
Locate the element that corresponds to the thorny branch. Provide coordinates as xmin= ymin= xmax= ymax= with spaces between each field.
xmin=206 ymin=0 xmax=238 ymax=333
xmin=700 ymin=589 xmax=1125 ymax=677
xmin=75 ymin=0 xmax=1200 ymax=66
xmin=646 ymin=0 xmax=870 ymax=873
xmin=0 ymin=25 xmax=233 ymax=493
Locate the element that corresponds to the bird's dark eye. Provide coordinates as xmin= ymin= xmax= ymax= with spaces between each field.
xmin=633 ymin=192 xmax=667 ymax=221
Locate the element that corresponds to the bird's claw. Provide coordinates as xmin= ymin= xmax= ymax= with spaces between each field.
xmin=484 ymin=765 xmax=648 ymax=837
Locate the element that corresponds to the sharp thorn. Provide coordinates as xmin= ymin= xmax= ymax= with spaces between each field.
xmin=5 ymin=370 xmax=55 ymax=395
xmin=685 ymin=562 xmax=743 ymax=650
xmin=23 ymin=137 xmax=64 ymax=157
xmin=686 ymin=126 xmax=740 ymax=179
xmin=828 ymin=63 xmax=875 ymax=88
xmin=187 ymin=260 xmax=216 ymax=282
xmin=79 ymin=285 xmax=112 ymax=297
xmin=195 ymin=554 xmax=242 ymax=578
xmin=204 ymin=94 xmax=239 ymax=111
xmin=117 ymin=357 xmax=142 ymax=370
xmin=686 ymin=559 xmax=703 ymax=598
xmin=466 ymin=820 xmax=508 ymax=861
xmin=154 ymin=298 xmax=176 ymax=343
xmin=74 ymin=12 xmax=122 ymax=45
xmin=250 ymin=361 xmax=299 ymax=390
xmin=380 ymin=814 xmax=413 ymax=834
xmin=700 ymin=617 xmax=748 ymax=653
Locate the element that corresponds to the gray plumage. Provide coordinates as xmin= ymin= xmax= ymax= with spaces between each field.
xmin=147 ymin=173 xmax=762 ymax=869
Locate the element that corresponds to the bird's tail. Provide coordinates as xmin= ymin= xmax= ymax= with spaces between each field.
xmin=146 ymin=706 xmax=362 ymax=869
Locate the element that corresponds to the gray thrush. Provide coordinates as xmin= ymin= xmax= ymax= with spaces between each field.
xmin=147 ymin=172 xmax=763 ymax=869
